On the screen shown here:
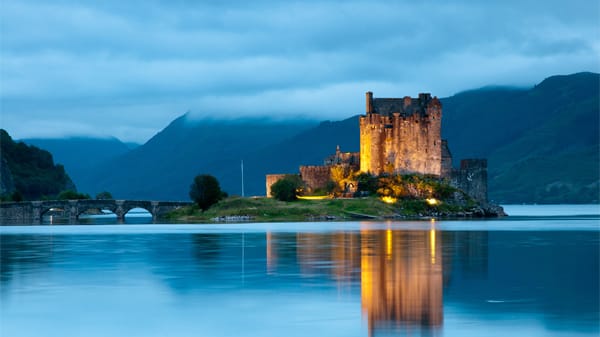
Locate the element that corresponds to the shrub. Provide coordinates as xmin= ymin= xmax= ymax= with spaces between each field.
xmin=270 ymin=175 xmax=303 ymax=201
xmin=356 ymin=173 xmax=378 ymax=195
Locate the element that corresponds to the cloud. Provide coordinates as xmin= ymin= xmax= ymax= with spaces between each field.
xmin=1 ymin=0 xmax=598 ymax=142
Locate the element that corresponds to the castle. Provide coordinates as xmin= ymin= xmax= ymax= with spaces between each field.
xmin=360 ymin=92 xmax=451 ymax=177
xmin=266 ymin=92 xmax=488 ymax=203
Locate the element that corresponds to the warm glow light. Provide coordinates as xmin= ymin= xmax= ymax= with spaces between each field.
xmin=380 ymin=196 xmax=397 ymax=204
xmin=426 ymin=198 xmax=439 ymax=206
xmin=386 ymin=229 xmax=392 ymax=260
xmin=266 ymin=232 xmax=274 ymax=273
xmin=430 ymin=228 xmax=436 ymax=265
xmin=296 ymin=195 xmax=330 ymax=200
xmin=360 ymin=230 xmax=373 ymax=314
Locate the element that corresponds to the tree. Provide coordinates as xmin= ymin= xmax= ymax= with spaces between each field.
xmin=11 ymin=191 xmax=23 ymax=202
xmin=57 ymin=190 xmax=90 ymax=200
xmin=1 ymin=129 xmax=76 ymax=200
xmin=95 ymin=191 xmax=113 ymax=200
xmin=270 ymin=175 xmax=303 ymax=201
xmin=189 ymin=174 xmax=224 ymax=211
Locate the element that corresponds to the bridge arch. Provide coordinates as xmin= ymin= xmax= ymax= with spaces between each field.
xmin=76 ymin=205 xmax=118 ymax=217
xmin=122 ymin=207 xmax=153 ymax=218
xmin=39 ymin=205 xmax=67 ymax=217
xmin=38 ymin=200 xmax=73 ymax=218
xmin=119 ymin=201 xmax=154 ymax=219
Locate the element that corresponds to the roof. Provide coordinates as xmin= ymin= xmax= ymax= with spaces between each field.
xmin=372 ymin=93 xmax=437 ymax=116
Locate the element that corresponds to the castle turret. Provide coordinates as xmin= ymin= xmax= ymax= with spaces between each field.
xmin=366 ymin=91 xmax=373 ymax=114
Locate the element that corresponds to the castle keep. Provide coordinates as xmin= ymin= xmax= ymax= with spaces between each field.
xmin=360 ymin=92 xmax=448 ymax=176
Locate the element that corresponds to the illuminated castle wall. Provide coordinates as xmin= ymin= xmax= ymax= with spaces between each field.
xmin=360 ymin=92 xmax=447 ymax=176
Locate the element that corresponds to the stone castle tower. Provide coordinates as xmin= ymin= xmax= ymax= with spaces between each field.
xmin=360 ymin=92 xmax=449 ymax=177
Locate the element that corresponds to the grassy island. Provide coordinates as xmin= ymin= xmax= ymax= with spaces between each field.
xmin=166 ymin=195 xmax=501 ymax=223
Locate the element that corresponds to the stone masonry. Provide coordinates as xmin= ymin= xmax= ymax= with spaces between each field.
xmin=360 ymin=92 xmax=443 ymax=176
xmin=0 ymin=199 xmax=192 ymax=223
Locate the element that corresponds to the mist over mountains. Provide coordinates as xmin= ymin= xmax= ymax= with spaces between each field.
xmin=22 ymin=72 xmax=599 ymax=203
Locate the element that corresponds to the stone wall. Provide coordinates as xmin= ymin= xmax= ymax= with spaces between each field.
xmin=299 ymin=166 xmax=331 ymax=191
xmin=441 ymin=140 xmax=453 ymax=178
xmin=0 ymin=202 xmax=33 ymax=221
xmin=265 ymin=174 xmax=288 ymax=197
xmin=451 ymin=159 xmax=488 ymax=203
xmin=0 ymin=200 xmax=192 ymax=223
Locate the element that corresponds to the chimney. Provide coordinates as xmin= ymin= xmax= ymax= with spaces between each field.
xmin=366 ymin=91 xmax=373 ymax=114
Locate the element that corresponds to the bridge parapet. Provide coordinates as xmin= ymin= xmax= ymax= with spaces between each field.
xmin=1 ymin=199 xmax=192 ymax=223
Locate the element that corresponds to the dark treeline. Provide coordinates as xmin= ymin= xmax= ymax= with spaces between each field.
xmin=1 ymin=129 xmax=76 ymax=201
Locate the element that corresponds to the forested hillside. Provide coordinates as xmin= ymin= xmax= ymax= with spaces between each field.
xmin=0 ymin=129 xmax=76 ymax=200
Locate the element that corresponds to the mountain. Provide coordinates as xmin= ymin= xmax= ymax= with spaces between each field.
xmin=80 ymin=72 xmax=598 ymax=203
xmin=22 ymin=137 xmax=133 ymax=193
xmin=80 ymin=115 xmax=317 ymax=200
xmin=442 ymin=72 xmax=599 ymax=203
xmin=0 ymin=129 xmax=76 ymax=200
xmin=223 ymin=116 xmax=360 ymax=196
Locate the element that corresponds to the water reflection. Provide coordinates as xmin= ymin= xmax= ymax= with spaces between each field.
xmin=264 ymin=226 xmax=488 ymax=336
xmin=1 ymin=223 xmax=598 ymax=337
xmin=359 ymin=228 xmax=443 ymax=336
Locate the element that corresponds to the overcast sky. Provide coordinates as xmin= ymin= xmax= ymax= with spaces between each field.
xmin=1 ymin=0 xmax=598 ymax=143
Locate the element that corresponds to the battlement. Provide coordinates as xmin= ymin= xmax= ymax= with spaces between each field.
xmin=366 ymin=92 xmax=440 ymax=117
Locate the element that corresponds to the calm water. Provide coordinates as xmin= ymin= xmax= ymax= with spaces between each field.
xmin=1 ymin=205 xmax=599 ymax=336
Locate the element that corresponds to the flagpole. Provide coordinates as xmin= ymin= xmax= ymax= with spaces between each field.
xmin=241 ymin=159 xmax=245 ymax=197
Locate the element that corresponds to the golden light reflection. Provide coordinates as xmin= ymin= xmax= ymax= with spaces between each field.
xmin=426 ymin=198 xmax=439 ymax=206
xmin=385 ymin=229 xmax=393 ymax=260
xmin=268 ymin=226 xmax=445 ymax=336
xmin=430 ymin=228 xmax=436 ymax=265
xmin=266 ymin=232 xmax=276 ymax=273
xmin=360 ymin=228 xmax=443 ymax=335
xmin=380 ymin=196 xmax=397 ymax=204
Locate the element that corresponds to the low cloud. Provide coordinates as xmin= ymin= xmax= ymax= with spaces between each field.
xmin=1 ymin=0 xmax=598 ymax=142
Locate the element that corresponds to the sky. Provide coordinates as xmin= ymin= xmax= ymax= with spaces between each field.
xmin=1 ymin=0 xmax=599 ymax=143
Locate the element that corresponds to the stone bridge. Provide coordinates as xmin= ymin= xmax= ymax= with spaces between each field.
xmin=0 ymin=199 xmax=193 ymax=223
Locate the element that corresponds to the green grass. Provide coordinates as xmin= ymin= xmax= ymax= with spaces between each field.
xmin=166 ymin=196 xmax=478 ymax=223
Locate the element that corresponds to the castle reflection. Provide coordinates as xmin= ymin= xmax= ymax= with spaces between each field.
xmin=360 ymin=226 xmax=442 ymax=336
xmin=265 ymin=224 xmax=476 ymax=336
